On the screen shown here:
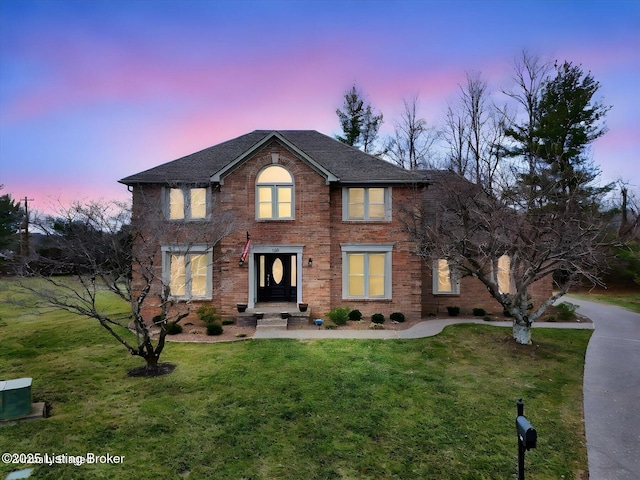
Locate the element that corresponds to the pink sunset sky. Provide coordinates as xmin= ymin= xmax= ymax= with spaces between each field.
xmin=1 ymin=0 xmax=638 ymax=214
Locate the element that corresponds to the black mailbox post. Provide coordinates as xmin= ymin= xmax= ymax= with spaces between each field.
xmin=516 ymin=398 xmax=537 ymax=480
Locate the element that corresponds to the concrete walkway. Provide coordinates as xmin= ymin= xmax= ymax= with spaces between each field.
xmin=253 ymin=318 xmax=592 ymax=339
xmin=565 ymin=296 xmax=640 ymax=480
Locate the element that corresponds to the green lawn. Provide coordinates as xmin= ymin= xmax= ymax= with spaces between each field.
xmin=0 ymin=279 xmax=591 ymax=479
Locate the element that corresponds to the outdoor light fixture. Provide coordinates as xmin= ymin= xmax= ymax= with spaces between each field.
xmin=308 ymin=258 xmax=313 ymax=267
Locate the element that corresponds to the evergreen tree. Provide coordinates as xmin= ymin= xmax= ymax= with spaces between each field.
xmin=0 ymin=190 xmax=23 ymax=252
xmin=506 ymin=61 xmax=612 ymax=210
xmin=534 ymin=61 xmax=612 ymax=204
xmin=336 ymin=84 xmax=383 ymax=152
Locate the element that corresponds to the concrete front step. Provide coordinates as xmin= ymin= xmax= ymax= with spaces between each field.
xmin=256 ymin=316 xmax=289 ymax=330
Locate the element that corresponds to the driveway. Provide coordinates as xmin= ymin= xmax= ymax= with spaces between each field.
xmin=565 ymin=296 xmax=640 ymax=480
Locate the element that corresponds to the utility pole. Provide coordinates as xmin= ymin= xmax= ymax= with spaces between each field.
xmin=20 ymin=196 xmax=34 ymax=272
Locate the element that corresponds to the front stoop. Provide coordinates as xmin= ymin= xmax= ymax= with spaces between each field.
xmin=237 ymin=302 xmax=311 ymax=330
xmin=256 ymin=315 xmax=289 ymax=331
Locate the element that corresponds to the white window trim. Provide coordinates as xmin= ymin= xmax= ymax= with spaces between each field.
xmin=432 ymin=259 xmax=460 ymax=295
xmin=341 ymin=243 xmax=393 ymax=299
xmin=162 ymin=245 xmax=213 ymax=300
xmin=163 ymin=186 xmax=211 ymax=221
xmin=342 ymin=187 xmax=392 ymax=222
xmin=255 ymin=165 xmax=295 ymax=221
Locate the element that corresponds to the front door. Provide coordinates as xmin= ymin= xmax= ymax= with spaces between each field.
xmin=257 ymin=253 xmax=297 ymax=302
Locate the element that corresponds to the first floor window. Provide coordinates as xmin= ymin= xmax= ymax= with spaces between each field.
xmin=433 ymin=259 xmax=460 ymax=294
xmin=341 ymin=244 xmax=392 ymax=299
xmin=163 ymin=246 xmax=212 ymax=299
xmin=496 ymin=255 xmax=512 ymax=294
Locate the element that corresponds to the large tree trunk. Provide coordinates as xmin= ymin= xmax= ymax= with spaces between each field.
xmin=513 ymin=321 xmax=531 ymax=345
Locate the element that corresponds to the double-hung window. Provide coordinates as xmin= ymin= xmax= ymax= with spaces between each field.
xmin=433 ymin=259 xmax=460 ymax=294
xmin=343 ymin=187 xmax=390 ymax=221
xmin=162 ymin=245 xmax=212 ymax=299
xmin=341 ymin=244 xmax=393 ymax=299
xmin=256 ymin=165 xmax=294 ymax=220
xmin=167 ymin=187 xmax=208 ymax=220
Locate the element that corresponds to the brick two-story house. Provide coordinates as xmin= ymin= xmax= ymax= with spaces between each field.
xmin=120 ymin=130 xmax=549 ymax=322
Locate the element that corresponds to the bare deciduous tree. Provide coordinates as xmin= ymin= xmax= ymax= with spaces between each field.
xmin=402 ymin=172 xmax=609 ymax=344
xmin=404 ymin=58 xmax=612 ymax=345
xmin=385 ymin=95 xmax=439 ymax=170
xmin=24 ymin=196 xmax=234 ymax=375
xmin=442 ymin=72 xmax=508 ymax=190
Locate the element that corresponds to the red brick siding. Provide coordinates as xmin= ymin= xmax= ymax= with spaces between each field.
xmin=421 ymin=266 xmax=553 ymax=317
xmin=329 ymin=186 xmax=423 ymax=320
xmin=128 ymin=138 xmax=552 ymax=325
xmin=214 ymin=140 xmax=332 ymax=317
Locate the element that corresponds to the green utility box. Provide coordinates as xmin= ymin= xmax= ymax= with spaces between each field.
xmin=0 ymin=377 xmax=33 ymax=420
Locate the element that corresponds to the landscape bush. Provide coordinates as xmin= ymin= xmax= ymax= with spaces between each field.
xmin=557 ymin=302 xmax=578 ymax=320
xmin=165 ymin=322 xmax=183 ymax=335
xmin=326 ymin=307 xmax=350 ymax=326
xmin=371 ymin=313 xmax=385 ymax=324
xmin=206 ymin=322 xmax=224 ymax=336
xmin=348 ymin=309 xmax=363 ymax=321
xmin=196 ymin=305 xmax=221 ymax=324
xmin=472 ymin=308 xmax=486 ymax=316
xmin=447 ymin=306 xmax=460 ymax=316
xmin=390 ymin=312 xmax=405 ymax=323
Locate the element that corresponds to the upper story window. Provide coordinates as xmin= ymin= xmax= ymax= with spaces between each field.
xmin=256 ymin=165 xmax=294 ymax=220
xmin=343 ymin=187 xmax=391 ymax=221
xmin=167 ymin=187 xmax=208 ymax=220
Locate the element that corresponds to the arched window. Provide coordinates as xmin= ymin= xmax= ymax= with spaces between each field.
xmin=256 ymin=165 xmax=294 ymax=220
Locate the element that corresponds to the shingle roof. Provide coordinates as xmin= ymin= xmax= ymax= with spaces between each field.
xmin=119 ymin=130 xmax=429 ymax=185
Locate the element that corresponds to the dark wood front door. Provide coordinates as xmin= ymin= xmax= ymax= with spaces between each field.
xmin=257 ymin=253 xmax=297 ymax=302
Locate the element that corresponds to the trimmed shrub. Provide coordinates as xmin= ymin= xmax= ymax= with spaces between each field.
xmin=206 ymin=323 xmax=224 ymax=336
xmin=196 ymin=305 xmax=220 ymax=324
xmin=222 ymin=318 xmax=235 ymax=325
xmin=165 ymin=322 xmax=183 ymax=335
xmin=371 ymin=313 xmax=385 ymax=324
xmin=472 ymin=308 xmax=486 ymax=316
xmin=326 ymin=307 xmax=350 ymax=326
xmin=348 ymin=309 xmax=363 ymax=321
xmin=557 ymin=302 xmax=578 ymax=320
xmin=390 ymin=312 xmax=405 ymax=323
xmin=446 ymin=306 xmax=460 ymax=317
